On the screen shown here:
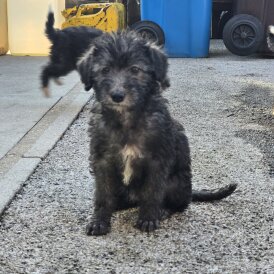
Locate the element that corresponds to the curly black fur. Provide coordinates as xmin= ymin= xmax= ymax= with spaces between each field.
xmin=40 ymin=11 xmax=102 ymax=96
xmin=78 ymin=31 xmax=237 ymax=236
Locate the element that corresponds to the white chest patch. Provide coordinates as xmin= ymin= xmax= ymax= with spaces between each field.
xmin=121 ymin=145 xmax=143 ymax=186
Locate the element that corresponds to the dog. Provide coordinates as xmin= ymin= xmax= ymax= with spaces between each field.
xmin=40 ymin=11 xmax=102 ymax=97
xmin=77 ymin=31 xmax=237 ymax=236
xmin=267 ymin=25 xmax=274 ymax=52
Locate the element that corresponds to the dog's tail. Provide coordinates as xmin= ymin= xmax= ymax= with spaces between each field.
xmin=45 ymin=8 xmax=57 ymax=42
xmin=267 ymin=25 xmax=274 ymax=52
xmin=192 ymin=183 xmax=237 ymax=202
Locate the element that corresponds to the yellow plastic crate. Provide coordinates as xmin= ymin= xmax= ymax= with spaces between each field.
xmin=61 ymin=3 xmax=125 ymax=32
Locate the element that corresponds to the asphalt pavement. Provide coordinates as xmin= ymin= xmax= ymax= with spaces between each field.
xmin=0 ymin=41 xmax=273 ymax=273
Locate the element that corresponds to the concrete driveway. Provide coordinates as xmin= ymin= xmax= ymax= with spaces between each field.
xmin=0 ymin=56 xmax=92 ymax=215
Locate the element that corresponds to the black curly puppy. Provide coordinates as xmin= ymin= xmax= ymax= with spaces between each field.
xmin=78 ymin=31 xmax=237 ymax=236
xmin=40 ymin=11 xmax=102 ymax=97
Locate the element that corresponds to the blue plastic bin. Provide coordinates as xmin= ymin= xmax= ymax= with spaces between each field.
xmin=140 ymin=0 xmax=212 ymax=57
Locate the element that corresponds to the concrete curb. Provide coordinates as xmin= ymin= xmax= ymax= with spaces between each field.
xmin=0 ymin=158 xmax=41 ymax=214
xmin=0 ymin=83 xmax=92 ymax=216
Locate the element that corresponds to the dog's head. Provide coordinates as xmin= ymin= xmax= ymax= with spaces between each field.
xmin=77 ymin=31 xmax=169 ymax=110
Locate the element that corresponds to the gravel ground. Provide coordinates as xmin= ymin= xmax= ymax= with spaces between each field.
xmin=0 ymin=41 xmax=274 ymax=273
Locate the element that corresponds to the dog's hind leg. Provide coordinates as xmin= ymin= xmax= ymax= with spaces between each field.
xmin=164 ymin=129 xmax=192 ymax=213
xmin=164 ymin=172 xmax=192 ymax=213
xmin=40 ymin=63 xmax=72 ymax=96
xmin=53 ymin=78 xmax=63 ymax=85
xmin=41 ymin=65 xmax=51 ymax=97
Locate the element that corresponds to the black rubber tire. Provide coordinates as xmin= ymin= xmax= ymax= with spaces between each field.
xmin=223 ymin=14 xmax=264 ymax=56
xmin=130 ymin=20 xmax=165 ymax=45
xmin=218 ymin=11 xmax=233 ymax=39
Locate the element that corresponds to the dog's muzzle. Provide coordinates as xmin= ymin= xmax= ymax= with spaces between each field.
xmin=110 ymin=91 xmax=125 ymax=103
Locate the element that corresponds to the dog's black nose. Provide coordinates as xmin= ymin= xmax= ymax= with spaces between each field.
xmin=111 ymin=92 xmax=125 ymax=103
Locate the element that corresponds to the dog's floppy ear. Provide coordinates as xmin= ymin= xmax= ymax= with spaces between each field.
xmin=77 ymin=46 xmax=96 ymax=91
xmin=148 ymin=44 xmax=170 ymax=90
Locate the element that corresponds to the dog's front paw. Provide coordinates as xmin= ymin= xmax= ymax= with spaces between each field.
xmin=135 ymin=218 xmax=160 ymax=232
xmin=86 ymin=220 xmax=110 ymax=236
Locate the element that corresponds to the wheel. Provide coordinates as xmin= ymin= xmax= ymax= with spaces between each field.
xmin=130 ymin=20 xmax=165 ymax=45
xmin=218 ymin=11 xmax=233 ymax=39
xmin=223 ymin=14 xmax=264 ymax=56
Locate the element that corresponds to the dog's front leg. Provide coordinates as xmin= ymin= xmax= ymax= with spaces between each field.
xmin=135 ymin=164 xmax=166 ymax=232
xmin=86 ymin=169 xmax=117 ymax=236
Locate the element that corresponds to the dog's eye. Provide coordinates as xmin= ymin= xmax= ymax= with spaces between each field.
xmin=130 ymin=66 xmax=141 ymax=74
xmin=102 ymin=67 xmax=110 ymax=74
